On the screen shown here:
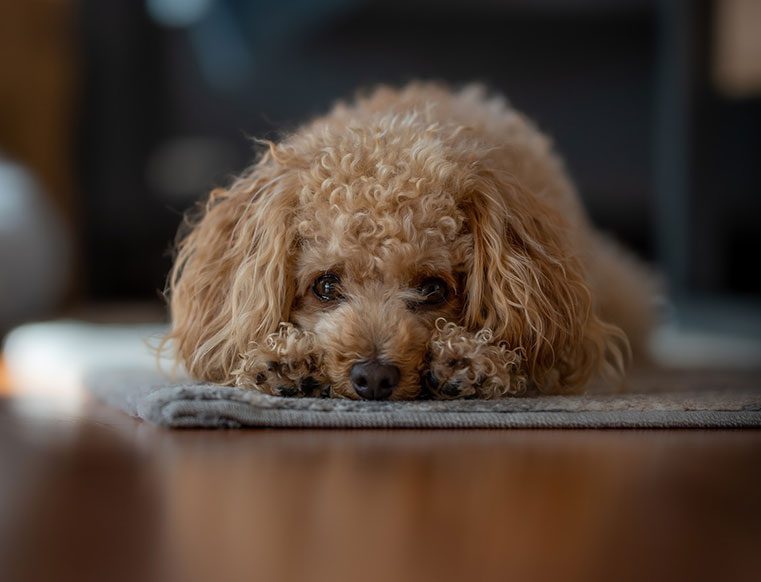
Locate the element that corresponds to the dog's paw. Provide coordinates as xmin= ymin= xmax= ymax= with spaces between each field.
xmin=251 ymin=361 xmax=327 ymax=398
xmin=426 ymin=319 xmax=527 ymax=399
xmin=232 ymin=323 xmax=329 ymax=397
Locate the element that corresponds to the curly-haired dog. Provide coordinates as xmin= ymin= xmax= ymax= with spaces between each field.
xmin=165 ymin=83 xmax=655 ymax=400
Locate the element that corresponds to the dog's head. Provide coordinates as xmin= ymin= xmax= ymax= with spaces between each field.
xmin=167 ymin=100 xmax=623 ymax=399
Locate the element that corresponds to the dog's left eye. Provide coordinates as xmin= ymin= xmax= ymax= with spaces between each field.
xmin=417 ymin=277 xmax=449 ymax=306
xmin=312 ymin=273 xmax=342 ymax=302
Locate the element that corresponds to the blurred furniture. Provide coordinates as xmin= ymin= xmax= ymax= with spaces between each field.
xmin=0 ymin=0 xmax=77 ymax=318
xmin=0 ymin=0 xmax=76 ymax=227
xmin=655 ymin=0 xmax=761 ymax=340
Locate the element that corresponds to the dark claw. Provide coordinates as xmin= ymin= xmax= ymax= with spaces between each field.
xmin=440 ymin=382 xmax=462 ymax=397
xmin=419 ymin=371 xmax=439 ymax=399
xmin=299 ymin=376 xmax=321 ymax=396
xmin=277 ymin=385 xmax=301 ymax=397
xmin=422 ymin=371 xmax=440 ymax=390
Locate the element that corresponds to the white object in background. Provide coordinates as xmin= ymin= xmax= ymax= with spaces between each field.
xmin=0 ymin=158 xmax=70 ymax=333
xmin=3 ymin=320 xmax=178 ymax=413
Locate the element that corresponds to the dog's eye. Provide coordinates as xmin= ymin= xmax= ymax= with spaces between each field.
xmin=312 ymin=273 xmax=342 ymax=302
xmin=417 ymin=277 xmax=449 ymax=306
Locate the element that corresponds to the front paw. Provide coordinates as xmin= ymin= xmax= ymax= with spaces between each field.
xmin=257 ymin=364 xmax=327 ymax=397
xmin=421 ymin=370 xmax=474 ymax=399
xmin=426 ymin=320 xmax=527 ymax=399
xmin=232 ymin=323 xmax=329 ymax=397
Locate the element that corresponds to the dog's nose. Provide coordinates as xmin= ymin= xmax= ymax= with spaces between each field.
xmin=350 ymin=360 xmax=400 ymax=400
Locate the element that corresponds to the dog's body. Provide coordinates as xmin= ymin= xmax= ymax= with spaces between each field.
xmin=167 ymin=83 xmax=655 ymax=400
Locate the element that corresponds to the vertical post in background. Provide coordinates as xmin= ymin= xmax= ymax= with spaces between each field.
xmin=654 ymin=0 xmax=698 ymax=301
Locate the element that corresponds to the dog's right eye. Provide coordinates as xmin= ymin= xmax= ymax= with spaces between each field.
xmin=416 ymin=276 xmax=450 ymax=306
xmin=312 ymin=273 xmax=342 ymax=302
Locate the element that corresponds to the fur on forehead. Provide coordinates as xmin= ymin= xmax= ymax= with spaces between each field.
xmin=284 ymin=109 xmax=484 ymax=285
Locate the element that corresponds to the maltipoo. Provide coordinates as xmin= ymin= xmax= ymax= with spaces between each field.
xmin=165 ymin=83 xmax=655 ymax=400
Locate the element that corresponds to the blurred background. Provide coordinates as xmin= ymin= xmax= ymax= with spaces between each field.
xmin=1 ymin=0 xmax=761 ymax=396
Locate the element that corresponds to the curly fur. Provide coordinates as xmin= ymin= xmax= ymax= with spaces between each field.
xmin=164 ymin=82 xmax=655 ymax=400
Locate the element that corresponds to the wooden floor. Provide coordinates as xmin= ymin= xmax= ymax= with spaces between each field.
xmin=0 ymin=394 xmax=760 ymax=582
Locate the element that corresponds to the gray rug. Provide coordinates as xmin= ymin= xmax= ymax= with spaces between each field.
xmin=85 ymin=368 xmax=761 ymax=429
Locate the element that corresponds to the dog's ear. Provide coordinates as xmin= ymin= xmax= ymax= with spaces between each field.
xmin=461 ymin=171 xmax=627 ymax=392
xmin=165 ymin=147 xmax=298 ymax=383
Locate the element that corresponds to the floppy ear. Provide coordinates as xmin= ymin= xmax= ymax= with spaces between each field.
xmin=461 ymin=171 xmax=627 ymax=392
xmin=165 ymin=148 xmax=297 ymax=383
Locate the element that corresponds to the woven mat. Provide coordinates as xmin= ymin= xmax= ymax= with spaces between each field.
xmin=85 ymin=368 xmax=761 ymax=429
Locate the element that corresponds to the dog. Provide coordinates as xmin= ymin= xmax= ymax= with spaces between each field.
xmin=165 ymin=83 xmax=655 ymax=400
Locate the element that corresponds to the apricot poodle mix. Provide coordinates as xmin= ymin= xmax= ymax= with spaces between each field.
xmin=166 ymin=83 xmax=655 ymax=400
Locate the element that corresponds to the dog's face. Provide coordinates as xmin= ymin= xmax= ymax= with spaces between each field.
xmin=167 ymin=94 xmax=623 ymax=399
xmin=289 ymin=166 xmax=471 ymax=399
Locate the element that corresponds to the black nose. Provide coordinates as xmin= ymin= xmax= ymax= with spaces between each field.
xmin=350 ymin=360 xmax=400 ymax=400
